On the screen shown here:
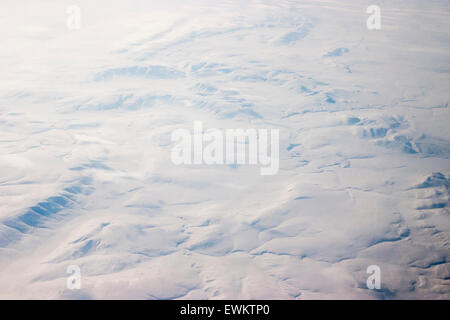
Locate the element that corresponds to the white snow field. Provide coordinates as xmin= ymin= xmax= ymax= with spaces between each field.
xmin=0 ymin=0 xmax=449 ymax=299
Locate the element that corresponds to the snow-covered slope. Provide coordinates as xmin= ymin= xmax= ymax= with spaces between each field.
xmin=0 ymin=0 xmax=449 ymax=299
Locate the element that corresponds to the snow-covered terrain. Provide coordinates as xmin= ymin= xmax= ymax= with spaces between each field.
xmin=0 ymin=0 xmax=449 ymax=299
